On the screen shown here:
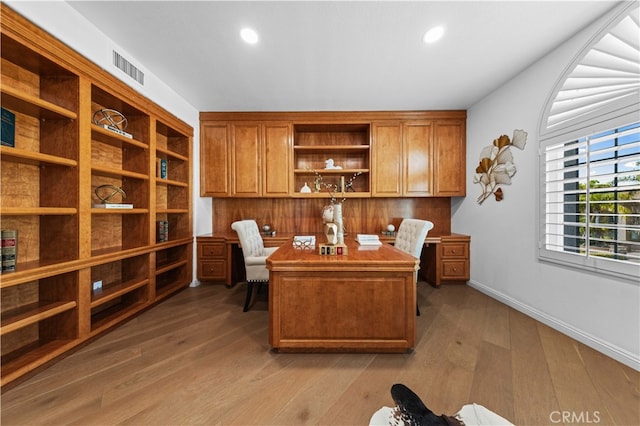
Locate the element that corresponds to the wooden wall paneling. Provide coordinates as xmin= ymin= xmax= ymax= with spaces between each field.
xmin=212 ymin=197 xmax=451 ymax=236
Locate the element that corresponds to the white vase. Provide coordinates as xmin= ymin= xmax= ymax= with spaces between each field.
xmin=300 ymin=182 xmax=311 ymax=193
xmin=333 ymin=202 xmax=344 ymax=244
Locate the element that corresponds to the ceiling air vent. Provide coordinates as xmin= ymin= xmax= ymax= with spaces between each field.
xmin=113 ymin=50 xmax=144 ymax=85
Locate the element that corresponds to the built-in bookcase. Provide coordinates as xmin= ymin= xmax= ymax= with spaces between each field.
xmin=292 ymin=123 xmax=371 ymax=197
xmin=0 ymin=5 xmax=192 ymax=387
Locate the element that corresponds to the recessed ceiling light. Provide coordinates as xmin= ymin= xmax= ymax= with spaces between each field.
xmin=423 ymin=26 xmax=444 ymax=44
xmin=240 ymin=28 xmax=259 ymax=44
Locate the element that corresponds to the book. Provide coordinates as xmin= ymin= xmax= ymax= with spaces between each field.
xmin=101 ymin=124 xmax=133 ymax=139
xmin=93 ymin=203 xmax=133 ymax=209
xmin=1 ymin=229 xmax=17 ymax=273
xmin=156 ymin=220 xmax=169 ymax=242
xmin=1 ymin=107 xmax=15 ymax=147
xmin=158 ymin=158 xmax=167 ymax=179
xmin=356 ymin=234 xmax=382 ymax=246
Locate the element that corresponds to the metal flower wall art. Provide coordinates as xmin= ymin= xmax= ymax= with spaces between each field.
xmin=474 ymin=129 xmax=527 ymax=205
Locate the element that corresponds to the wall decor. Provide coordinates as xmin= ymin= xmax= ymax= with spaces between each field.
xmin=474 ymin=129 xmax=527 ymax=204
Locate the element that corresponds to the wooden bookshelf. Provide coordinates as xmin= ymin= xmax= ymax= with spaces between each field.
xmin=0 ymin=4 xmax=193 ymax=388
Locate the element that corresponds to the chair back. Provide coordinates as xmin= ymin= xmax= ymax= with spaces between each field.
xmin=395 ymin=219 xmax=434 ymax=258
xmin=231 ymin=220 xmax=265 ymax=258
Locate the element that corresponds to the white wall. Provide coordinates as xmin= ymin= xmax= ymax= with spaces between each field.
xmin=452 ymin=3 xmax=640 ymax=370
xmin=5 ymin=1 xmax=213 ymax=284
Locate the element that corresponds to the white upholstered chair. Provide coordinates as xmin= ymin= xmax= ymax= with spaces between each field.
xmin=394 ymin=219 xmax=434 ymax=316
xmin=231 ymin=220 xmax=279 ymax=312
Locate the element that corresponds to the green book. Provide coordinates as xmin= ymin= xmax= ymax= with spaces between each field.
xmin=1 ymin=107 xmax=15 ymax=147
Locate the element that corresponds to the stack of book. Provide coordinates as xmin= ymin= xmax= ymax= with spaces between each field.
xmin=356 ymin=234 xmax=382 ymax=246
xmin=157 ymin=221 xmax=169 ymax=242
xmin=1 ymin=229 xmax=17 ymax=273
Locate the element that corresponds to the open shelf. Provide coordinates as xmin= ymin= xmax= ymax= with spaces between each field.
xmin=0 ymin=5 xmax=192 ymax=387
xmin=293 ymin=123 xmax=370 ymax=196
xmin=0 ymin=271 xmax=79 ymax=385
xmin=0 ymin=146 xmax=78 ymax=167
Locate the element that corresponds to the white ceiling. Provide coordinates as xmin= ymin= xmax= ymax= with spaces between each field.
xmin=66 ymin=1 xmax=619 ymax=112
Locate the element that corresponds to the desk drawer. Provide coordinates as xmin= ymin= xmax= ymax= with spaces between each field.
xmin=442 ymin=243 xmax=468 ymax=258
xmin=198 ymin=260 xmax=227 ymax=281
xmin=199 ymin=243 xmax=225 ymax=258
xmin=441 ymin=260 xmax=469 ymax=280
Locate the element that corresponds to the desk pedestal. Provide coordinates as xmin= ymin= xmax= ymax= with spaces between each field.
xmin=267 ymin=239 xmax=418 ymax=353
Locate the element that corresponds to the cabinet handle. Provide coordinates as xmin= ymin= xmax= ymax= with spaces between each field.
xmin=451 ymin=249 xmax=456 ymax=254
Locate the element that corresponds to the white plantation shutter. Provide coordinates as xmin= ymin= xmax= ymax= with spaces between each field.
xmin=541 ymin=123 xmax=640 ymax=279
xmin=539 ymin=3 xmax=640 ymax=280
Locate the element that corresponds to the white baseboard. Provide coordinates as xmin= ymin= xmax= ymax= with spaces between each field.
xmin=468 ymin=280 xmax=640 ymax=372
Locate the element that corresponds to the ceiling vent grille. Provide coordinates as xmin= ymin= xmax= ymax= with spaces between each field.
xmin=113 ymin=50 xmax=145 ymax=85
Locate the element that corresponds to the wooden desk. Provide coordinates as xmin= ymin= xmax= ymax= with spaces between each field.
xmin=196 ymin=233 xmax=470 ymax=287
xmin=266 ymin=237 xmax=419 ymax=352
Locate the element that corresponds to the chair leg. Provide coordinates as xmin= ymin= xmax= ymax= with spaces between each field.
xmin=416 ymin=304 xmax=421 ymax=316
xmin=243 ymin=282 xmax=254 ymax=312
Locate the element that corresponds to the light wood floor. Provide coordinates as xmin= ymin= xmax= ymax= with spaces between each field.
xmin=2 ymin=283 xmax=638 ymax=425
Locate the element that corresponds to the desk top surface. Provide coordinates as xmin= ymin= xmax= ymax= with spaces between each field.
xmin=266 ymin=236 xmax=419 ymax=271
xmin=196 ymin=232 xmax=460 ymax=245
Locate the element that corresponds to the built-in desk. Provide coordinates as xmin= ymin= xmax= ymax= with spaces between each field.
xmin=267 ymin=237 xmax=418 ymax=352
xmin=196 ymin=232 xmax=470 ymax=287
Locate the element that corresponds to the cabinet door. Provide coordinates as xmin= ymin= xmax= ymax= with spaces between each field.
xmin=433 ymin=120 xmax=466 ymax=196
xmin=200 ymin=123 xmax=231 ymax=197
xmin=263 ymin=122 xmax=291 ymax=197
xmin=231 ymin=123 xmax=261 ymax=197
xmin=371 ymin=122 xmax=403 ymax=197
xmin=403 ymin=121 xmax=432 ymax=196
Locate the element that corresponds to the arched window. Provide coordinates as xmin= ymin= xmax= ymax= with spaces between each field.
xmin=539 ymin=2 xmax=639 ymax=281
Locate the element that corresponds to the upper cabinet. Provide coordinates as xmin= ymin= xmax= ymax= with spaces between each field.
xmin=200 ymin=111 xmax=466 ymax=199
xmin=371 ymin=115 xmax=466 ymax=197
xmin=200 ymin=119 xmax=292 ymax=197
xmin=432 ymin=120 xmax=466 ymax=196
xmin=200 ymin=122 xmax=231 ymax=197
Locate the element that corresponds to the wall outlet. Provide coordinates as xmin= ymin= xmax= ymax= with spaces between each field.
xmin=92 ymin=280 xmax=103 ymax=291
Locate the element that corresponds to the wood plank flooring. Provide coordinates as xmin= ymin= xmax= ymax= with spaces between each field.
xmin=2 ymin=283 xmax=638 ymax=425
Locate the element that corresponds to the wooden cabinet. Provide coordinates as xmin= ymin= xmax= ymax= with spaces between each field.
xmin=0 ymin=5 xmax=192 ymax=387
xmin=423 ymin=234 xmax=470 ymax=286
xmin=231 ymin=122 xmax=261 ymax=196
xmin=200 ymin=120 xmax=292 ymax=197
xmin=262 ymin=122 xmax=291 ymax=197
xmin=200 ymin=122 xmax=231 ymax=197
xmin=371 ymin=117 xmax=465 ymax=197
xmin=433 ymin=120 xmax=466 ymax=196
xmin=196 ymin=237 xmax=227 ymax=282
xmin=371 ymin=122 xmax=403 ymax=196
xmin=200 ymin=111 xmax=466 ymax=200
xmin=403 ymin=121 xmax=433 ymax=196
